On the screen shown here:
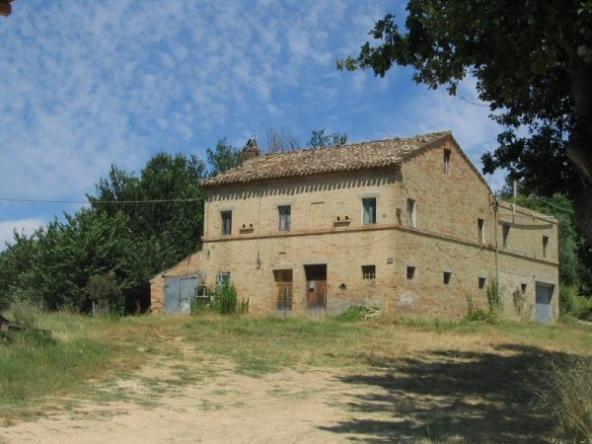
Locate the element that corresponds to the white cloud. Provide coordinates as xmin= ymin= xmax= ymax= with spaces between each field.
xmin=0 ymin=0 xmax=512 ymax=234
xmin=0 ymin=219 xmax=46 ymax=251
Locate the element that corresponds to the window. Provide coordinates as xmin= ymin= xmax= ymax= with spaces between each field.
xmin=478 ymin=218 xmax=485 ymax=243
xmin=216 ymin=272 xmax=230 ymax=291
xmin=521 ymin=283 xmax=527 ymax=294
xmin=407 ymin=199 xmax=416 ymax=227
xmin=406 ymin=266 xmax=416 ymax=280
xmin=362 ymin=198 xmax=377 ymax=225
xmin=478 ymin=277 xmax=487 ymax=290
xmin=444 ymin=149 xmax=451 ymax=174
xmin=502 ymin=224 xmax=510 ymax=248
xmin=278 ymin=205 xmax=291 ymax=231
xmin=542 ymin=235 xmax=549 ymax=258
xmin=221 ymin=211 xmax=232 ymax=236
xmin=443 ymin=271 xmax=452 ymax=285
xmin=362 ymin=265 xmax=376 ymax=280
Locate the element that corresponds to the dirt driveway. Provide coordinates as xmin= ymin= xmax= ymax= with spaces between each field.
xmin=0 ymin=334 xmax=563 ymax=443
xmin=0 ymin=342 xmax=399 ymax=444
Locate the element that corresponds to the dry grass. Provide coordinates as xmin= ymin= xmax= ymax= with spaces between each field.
xmin=1 ymin=311 xmax=592 ymax=443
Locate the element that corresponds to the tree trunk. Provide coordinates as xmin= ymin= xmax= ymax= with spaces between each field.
xmin=568 ymin=63 xmax=592 ymax=246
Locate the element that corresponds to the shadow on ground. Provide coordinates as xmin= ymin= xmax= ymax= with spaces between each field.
xmin=321 ymin=344 xmax=575 ymax=443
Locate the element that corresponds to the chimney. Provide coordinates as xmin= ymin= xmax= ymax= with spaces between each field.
xmin=242 ymin=137 xmax=261 ymax=164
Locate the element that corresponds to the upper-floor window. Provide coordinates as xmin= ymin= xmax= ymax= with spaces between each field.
xmin=502 ymin=224 xmax=510 ymax=249
xmin=478 ymin=218 xmax=485 ymax=243
xmin=542 ymin=235 xmax=549 ymax=258
xmin=407 ymin=199 xmax=416 ymax=227
xmin=221 ymin=211 xmax=232 ymax=236
xmin=362 ymin=198 xmax=377 ymax=225
xmin=444 ymin=149 xmax=451 ymax=174
xmin=278 ymin=205 xmax=291 ymax=231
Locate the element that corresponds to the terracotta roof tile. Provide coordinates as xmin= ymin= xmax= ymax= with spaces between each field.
xmin=202 ymin=131 xmax=452 ymax=187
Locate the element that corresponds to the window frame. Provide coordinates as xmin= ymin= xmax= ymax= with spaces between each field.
xmin=221 ymin=210 xmax=232 ymax=236
xmin=407 ymin=198 xmax=416 ymax=227
xmin=443 ymin=149 xmax=451 ymax=174
xmin=278 ymin=205 xmax=291 ymax=231
xmin=478 ymin=277 xmax=487 ymax=290
xmin=478 ymin=218 xmax=485 ymax=243
xmin=362 ymin=197 xmax=377 ymax=225
xmin=542 ymin=235 xmax=549 ymax=258
xmin=443 ymin=271 xmax=452 ymax=285
xmin=361 ymin=265 xmax=376 ymax=280
xmin=502 ymin=224 xmax=510 ymax=249
xmin=216 ymin=272 xmax=231 ymax=291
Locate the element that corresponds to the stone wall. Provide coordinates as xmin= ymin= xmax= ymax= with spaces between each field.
xmin=151 ymin=138 xmax=559 ymax=320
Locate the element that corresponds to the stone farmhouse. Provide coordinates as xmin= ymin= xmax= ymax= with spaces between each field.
xmin=150 ymin=131 xmax=559 ymax=322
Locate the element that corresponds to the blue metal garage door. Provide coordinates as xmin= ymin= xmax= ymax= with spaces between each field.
xmin=165 ymin=276 xmax=198 ymax=314
xmin=535 ymin=283 xmax=554 ymax=324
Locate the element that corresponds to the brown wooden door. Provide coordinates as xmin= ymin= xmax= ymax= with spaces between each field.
xmin=304 ymin=265 xmax=327 ymax=317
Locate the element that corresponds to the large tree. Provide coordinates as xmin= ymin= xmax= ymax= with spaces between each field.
xmin=339 ymin=1 xmax=592 ymax=246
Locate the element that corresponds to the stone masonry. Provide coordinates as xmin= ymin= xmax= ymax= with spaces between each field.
xmin=151 ymin=132 xmax=559 ymax=322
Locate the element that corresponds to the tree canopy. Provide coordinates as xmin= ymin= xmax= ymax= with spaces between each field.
xmin=0 ymin=152 xmax=205 ymax=313
xmin=339 ymin=0 xmax=592 ymax=246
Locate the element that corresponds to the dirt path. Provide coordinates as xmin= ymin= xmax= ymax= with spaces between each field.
xmin=0 ymin=344 xmax=396 ymax=443
xmin=0 ymin=336 xmax=562 ymax=443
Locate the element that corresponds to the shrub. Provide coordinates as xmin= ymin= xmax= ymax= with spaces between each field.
xmin=86 ymin=273 xmax=124 ymax=316
xmin=560 ymin=285 xmax=592 ymax=319
xmin=192 ymin=284 xmax=249 ymax=316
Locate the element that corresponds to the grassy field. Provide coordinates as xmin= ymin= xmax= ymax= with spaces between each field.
xmin=1 ymin=308 xmax=591 ymax=442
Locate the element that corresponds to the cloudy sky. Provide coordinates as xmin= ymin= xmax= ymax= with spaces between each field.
xmin=0 ymin=0 xmax=504 ymax=249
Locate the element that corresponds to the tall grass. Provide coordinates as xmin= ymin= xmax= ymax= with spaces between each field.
xmin=1 ymin=306 xmax=592 ymax=442
xmin=540 ymin=357 xmax=592 ymax=442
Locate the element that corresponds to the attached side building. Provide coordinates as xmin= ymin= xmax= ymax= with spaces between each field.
xmin=150 ymin=131 xmax=559 ymax=322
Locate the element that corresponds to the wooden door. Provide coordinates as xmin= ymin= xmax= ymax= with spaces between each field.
xmin=274 ymin=270 xmax=293 ymax=316
xmin=304 ymin=264 xmax=327 ymax=317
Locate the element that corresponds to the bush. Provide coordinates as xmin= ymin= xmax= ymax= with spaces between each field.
xmin=540 ymin=357 xmax=592 ymax=442
xmin=560 ymin=285 xmax=592 ymax=319
xmin=192 ymin=284 xmax=249 ymax=316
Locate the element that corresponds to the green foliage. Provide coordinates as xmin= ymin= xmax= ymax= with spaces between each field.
xmin=560 ymin=285 xmax=592 ymax=320
xmin=0 ymin=312 xmax=112 ymax=407
xmin=486 ymin=279 xmax=503 ymax=316
xmin=7 ymin=300 xmax=43 ymax=330
xmin=339 ymin=1 xmax=592 ymax=247
xmin=0 ymin=152 xmax=205 ymax=313
xmin=192 ymin=284 xmax=249 ymax=317
xmin=206 ymin=138 xmax=242 ymax=177
xmin=87 ymin=273 xmax=123 ymax=315
xmin=332 ymin=304 xmax=380 ymax=322
xmin=511 ymin=287 xmax=528 ymax=318
xmin=464 ymin=309 xmax=498 ymax=324
xmin=307 ymin=128 xmax=348 ymax=148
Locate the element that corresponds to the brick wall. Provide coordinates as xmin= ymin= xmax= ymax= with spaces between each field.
xmin=151 ymin=138 xmax=559 ymax=320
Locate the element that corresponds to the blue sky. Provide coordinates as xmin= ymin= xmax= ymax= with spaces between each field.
xmin=0 ymin=0 xmax=505 ymax=249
